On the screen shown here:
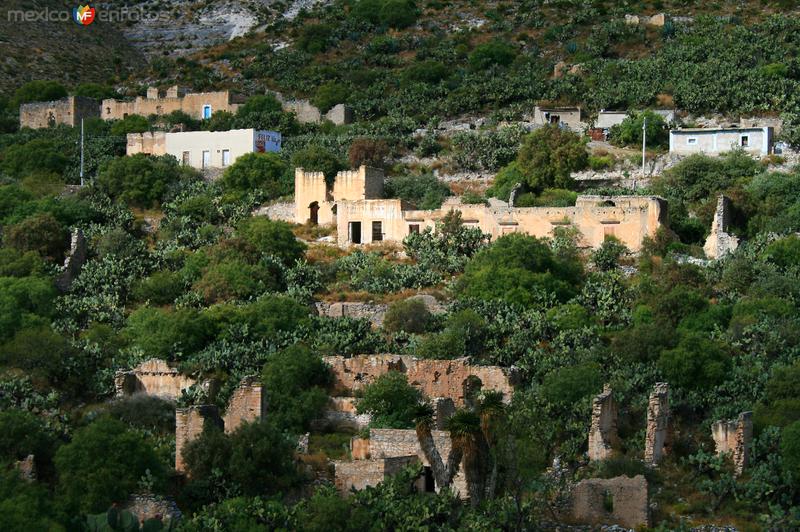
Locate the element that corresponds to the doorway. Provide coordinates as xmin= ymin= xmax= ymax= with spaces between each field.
xmin=423 ymin=466 xmax=436 ymax=493
xmin=309 ymin=201 xmax=319 ymax=225
xmin=349 ymin=221 xmax=362 ymax=244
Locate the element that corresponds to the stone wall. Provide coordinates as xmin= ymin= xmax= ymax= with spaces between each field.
xmin=588 ymin=385 xmax=619 ymax=461
xmin=175 ymin=405 xmax=223 ymax=474
xmin=644 ymin=383 xmax=670 ymax=465
xmin=432 ymin=397 xmax=456 ymax=430
xmin=315 ymin=396 xmax=371 ymax=431
xmin=115 ymin=359 xmax=197 ymax=400
xmin=351 ymin=437 xmax=371 ymax=460
xmin=55 ymin=229 xmax=87 ymax=292
xmin=126 ymin=132 xmax=167 ymax=156
xmin=102 ymin=89 xmax=239 ymax=121
xmin=20 ymin=96 xmax=99 ymax=129
xmin=272 ymin=91 xmax=354 ymax=126
xmin=124 ymin=494 xmax=182 ymax=525
xmin=323 ymin=355 xmax=518 ymax=406
xmin=223 ymin=376 xmax=265 ymax=434
xmin=704 ymin=195 xmax=740 ymax=259
xmin=252 ymin=201 xmax=295 ymax=223
xmin=568 ymin=475 xmax=649 ymax=529
xmin=333 ymin=455 xmax=422 ymax=495
xmin=316 ymin=295 xmax=445 ymax=328
xmin=712 ymin=411 xmax=753 ymax=475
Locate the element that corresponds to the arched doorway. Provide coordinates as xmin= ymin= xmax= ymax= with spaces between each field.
xmin=309 ymin=201 xmax=319 ymax=225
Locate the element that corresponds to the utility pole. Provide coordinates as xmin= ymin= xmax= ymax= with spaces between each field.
xmin=80 ymin=118 xmax=85 ymax=187
xmin=641 ymin=116 xmax=647 ymax=178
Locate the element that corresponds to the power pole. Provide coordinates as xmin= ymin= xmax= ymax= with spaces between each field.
xmin=80 ymin=118 xmax=85 ymax=186
xmin=641 ymin=116 xmax=647 ymax=178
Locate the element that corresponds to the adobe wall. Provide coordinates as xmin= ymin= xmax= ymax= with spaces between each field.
xmin=127 ymin=132 xmax=167 ymax=156
xmin=644 ymin=383 xmax=670 ymax=465
xmin=369 ymin=428 xmax=468 ymax=496
xmin=102 ymin=90 xmax=238 ymax=121
xmin=175 ymin=405 xmax=223 ymax=473
xmin=20 ymin=96 xmax=99 ymax=129
xmin=115 ymin=359 xmax=197 ymax=400
xmin=222 ymin=377 xmax=266 ymax=434
xmin=323 ymin=355 xmax=517 ymax=406
xmin=568 ymin=475 xmax=649 ymax=529
xmin=333 ymin=455 xmax=421 ymax=495
xmin=588 ymin=385 xmax=619 ymax=461
xmin=712 ymin=411 xmax=752 ymax=475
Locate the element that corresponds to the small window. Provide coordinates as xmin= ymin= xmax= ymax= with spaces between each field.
xmin=156 ymin=105 xmax=163 ymax=115
xmin=202 ymin=150 xmax=211 ymax=169
xmin=408 ymin=224 xmax=420 ymax=235
xmin=202 ymin=105 xmax=212 ymax=119
xmin=105 ymin=107 xmax=111 ymax=115
xmin=222 ymin=149 xmax=231 ymax=166
xmin=181 ymin=151 xmax=190 ymax=165
xmin=372 ymin=221 xmax=383 ymax=242
xmin=687 ymin=137 xmax=697 ymax=145
xmin=741 ymin=135 xmax=749 ymax=147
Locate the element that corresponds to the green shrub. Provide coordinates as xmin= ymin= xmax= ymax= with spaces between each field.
xmin=237 ymin=217 xmax=306 ymax=267
xmin=313 ymin=82 xmax=349 ymax=114
xmin=74 ymin=83 xmax=117 ymax=100
xmin=588 ymin=154 xmax=615 ymax=171
xmin=658 ymin=333 xmax=730 ymax=391
xmin=291 ymin=145 xmax=344 ymax=183
xmin=109 ymin=114 xmax=149 ymax=136
xmin=516 ymin=126 xmax=587 ymax=192
xmin=608 ymin=110 xmax=668 ymax=148
xmin=356 ymin=372 xmax=423 ymax=428
xmin=297 ymin=24 xmax=333 ymax=54
xmin=401 ymin=61 xmax=449 ymax=85
xmin=1 ymin=138 xmax=69 ymax=179
xmin=541 ymin=362 xmax=603 ymax=407
xmin=4 ymin=212 xmax=68 ymax=262
xmin=379 ymin=0 xmax=418 ymax=29
xmin=133 ymin=270 xmax=185 ymax=305
xmin=469 ymin=40 xmax=517 ymax=71
xmin=96 ymin=153 xmax=199 ymax=208
xmin=13 ymin=80 xmax=67 ymax=108
xmin=220 ymin=152 xmax=289 ymax=198
xmin=383 ymin=298 xmax=431 ymax=334
xmin=384 ymin=173 xmax=451 ymax=209
xmin=781 ymin=421 xmax=800 ymax=477
xmin=591 ymin=237 xmax=627 ymax=271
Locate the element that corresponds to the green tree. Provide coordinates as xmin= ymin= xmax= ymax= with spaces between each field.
xmin=384 ymin=173 xmax=451 ymax=209
xmin=755 ymin=361 xmax=800 ymax=430
xmin=0 ymin=275 xmax=57 ymax=341
xmin=219 ymin=152 xmax=289 ymax=197
xmin=313 ymin=82 xmax=348 ymax=114
xmin=96 ymin=154 xmax=198 ymax=208
xmin=0 ymin=410 xmax=57 ymax=479
xmin=297 ymin=24 xmax=333 ymax=54
xmin=591 ymin=237 xmax=627 ymax=271
xmin=194 ymin=259 xmax=278 ymax=303
xmin=516 ymin=126 xmax=588 ymax=192
xmin=237 ymin=217 xmax=307 ymax=267
xmin=74 ymin=83 xmax=117 ymax=100
xmin=781 ymin=421 xmax=800 ymax=478
xmin=261 ymin=344 xmax=331 ymax=433
xmin=383 ymin=298 xmax=431 ymax=334
xmin=123 ymin=306 xmax=213 ymax=361
xmin=54 ymin=417 xmax=164 ymax=514
xmin=291 ymin=145 xmax=344 ymax=183
xmin=233 ymin=95 xmax=298 ymax=133
xmin=469 ymin=40 xmax=517 ymax=71
xmin=13 ymin=80 xmax=67 ymax=108
xmin=379 ymin=0 xmax=418 ymax=28
xmin=357 ymin=371 xmax=423 ymax=428
xmin=0 ymin=470 xmax=62 ymax=531
xmin=109 ymin=114 xmax=150 ymax=136
xmin=1 ymin=138 xmax=69 ymax=179
xmin=658 ymin=333 xmax=730 ymax=391
xmin=4 ymin=212 xmax=68 ymax=262
xmin=541 ymin=362 xmax=603 ymax=407
xmin=608 ymin=110 xmax=668 ymax=148
xmin=203 ymin=110 xmax=235 ymax=131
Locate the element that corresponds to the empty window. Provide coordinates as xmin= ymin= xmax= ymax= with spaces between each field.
xmin=181 ymin=151 xmax=190 ymax=165
xmin=372 ymin=221 xmax=383 ymax=241
xmin=408 ymin=224 xmax=420 ymax=235
xmin=202 ymin=105 xmax=212 ymax=119
xmin=222 ymin=149 xmax=231 ymax=166
xmin=349 ymin=222 xmax=362 ymax=244
xmin=741 ymin=135 xmax=749 ymax=147
xmin=202 ymin=150 xmax=211 ymax=168
xmin=687 ymin=137 xmax=697 ymax=145
xmin=105 ymin=107 xmax=111 ymax=115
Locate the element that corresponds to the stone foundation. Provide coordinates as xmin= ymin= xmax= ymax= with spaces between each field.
xmin=568 ymin=475 xmax=649 ymax=529
xmin=712 ymin=411 xmax=753 ymax=475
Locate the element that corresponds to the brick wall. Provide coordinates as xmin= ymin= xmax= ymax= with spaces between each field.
xmin=223 ymin=377 xmax=265 ymax=434
xmin=175 ymin=405 xmax=223 ymax=474
xmin=334 ymin=455 xmax=422 ymax=495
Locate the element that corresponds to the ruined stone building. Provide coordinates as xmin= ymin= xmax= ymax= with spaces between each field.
xmin=269 ymin=91 xmax=354 ymax=126
xmin=644 ymin=383 xmax=670 ymax=465
xmin=19 ymin=96 xmax=100 ymax=129
xmin=669 ymin=126 xmax=773 ymax=156
xmin=712 ymin=411 xmax=753 ymax=476
xmin=293 ymin=166 xmax=668 ymax=252
xmin=115 ymin=359 xmax=197 ymax=399
xmin=704 ymin=195 xmax=740 ymax=259
xmin=588 ymin=386 xmax=619 ymax=461
xmin=126 ymin=128 xmax=280 ymax=170
xmin=102 ymin=86 xmax=243 ymax=121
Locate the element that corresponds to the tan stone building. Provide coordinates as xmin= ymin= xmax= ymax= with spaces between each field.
xmin=102 ymin=86 xmax=242 ymax=121
xmin=19 ymin=96 xmax=100 ymax=129
xmin=127 ymin=128 xmax=281 ymax=169
xmin=532 ymin=105 xmax=583 ymax=130
xmin=294 ymin=166 xmax=667 ymax=252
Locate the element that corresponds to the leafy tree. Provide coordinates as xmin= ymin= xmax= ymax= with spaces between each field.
xmin=233 ymin=95 xmax=298 ymax=133
xmin=313 ymin=82 xmax=348 ymax=113
xmin=351 ymin=0 xmax=383 ymax=24
xmin=0 ymin=138 xmax=69 ymax=179
xmin=383 ymin=298 xmax=431 ymax=334
xmin=591 ymin=237 xmax=627 ymax=271
xmin=761 ymin=235 xmax=800 ymax=270
xmin=380 ymin=0 xmax=418 ymax=29
xmin=96 ymin=154 xmax=198 ymax=208
xmin=297 ymin=24 xmax=333 ymax=54
xmin=781 ymin=421 xmax=800 ymax=477
xmin=261 ymin=344 xmax=330 ymax=433
xmin=194 ymin=259 xmax=278 ymax=303
xmin=4 ymin=212 xmax=68 ymax=262
xmin=0 ymin=275 xmax=57 ymax=341
xmin=456 ymin=233 xmax=583 ymax=306
xmin=755 ymin=361 xmax=800 ymax=430
xmin=109 ymin=114 xmax=150 ymax=136
xmin=224 ymin=296 xmax=311 ymax=340
xmin=417 ymin=309 xmax=488 ymax=359
xmin=220 ymin=152 xmax=289 ymax=198
xmin=132 ymin=270 xmax=184 ymax=305
xmin=401 ymin=61 xmax=449 ymax=85
xmin=123 ymin=306 xmax=213 ymax=361
xmin=384 ymin=173 xmax=451 ymax=209
xmin=54 ymin=417 xmax=164 ymax=514
xmin=403 ymin=210 xmax=490 ymax=274
xmin=541 ymin=362 xmax=603 ymax=407
xmin=608 ymin=110 xmax=668 ymax=148
xmin=0 ymin=248 xmax=44 ymax=277
xmin=516 ymin=126 xmax=588 ymax=192
xmin=74 ymin=83 xmax=117 ymax=100
xmin=0 ymin=325 xmax=78 ymax=389
xmin=0 ymin=470 xmax=62 ymax=530
xmin=469 ymin=40 xmax=517 ymax=71
xmin=203 ymin=110 xmax=235 ymax=131
xmin=348 ymin=138 xmax=389 ymax=168
xmin=658 ymin=333 xmax=730 ymax=391
xmin=0 ymin=410 xmax=57 ymax=479
xmin=486 ymin=161 xmax=525 ymax=201
xmin=237 ymin=217 xmax=306 ymax=267
xmin=291 ymin=145 xmax=344 ymax=183
xmin=227 ymin=421 xmax=301 ymax=496
xmin=13 ymin=80 xmax=67 ymax=108
xmin=358 ymin=371 xmax=423 ymax=428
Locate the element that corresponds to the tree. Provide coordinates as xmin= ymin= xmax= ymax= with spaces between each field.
xmin=109 ymin=114 xmax=150 ymax=136
xmin=379 ymin=0 xmax=418 ymax=28
xmin=220 ymin=152 xmax=289 ymax=197
xmin=4 ymin=212 xmax=68 ymax=262
xmin=0 ymin=276 xmax=56 ymax=341
xmin=203 ymin=110 xmax=235 ymax=131
xmin=123 ymin=306 xmax=213 ymax=361
xmin=384 ymin=173 xmax=451 ymax=209
xmin=658 ymin=333 xmax=731 ymax=391
xmin=357 ymin=372 xmax=423 ymax=428
xmin=237 ymin=217 xmax=307 ymax=267
xmin=313 ymin=82 xmax=348 ymax=114
xmin=261 ymin=344 xmax=331 ymax=433
xmin=12 ymin=80 xmax=67 ymax=108
xmin=96 ymin=153 xmax=198 ymax=208
xmin=291 ymin=145 xmax=344 ymax=183
xmin=383 ymin=298 xmax=431 ymax=334
xmin=608 ymin=110 xmax=668 ymax=148
xmin=297 ymin=24 xmax=333 ymax=54
xmin=446 ymin=409 xmax=490 ymax=506
xmin=469 ymin=41 xmax=517 ymax=71
xmin=54 ymin=417 xmax=164 ymax=514
xmin=233 ymin=95 xmax=298 ymax=133
xmin=781 ymin=421 xmax=800 ymax=478
xmin=0 ymin=138 xmax=69 ymax=179
xmin=348 ymin=138 xmax=389 ymax=168
xmin=541 ymin=362 xmax=603 ymax=407
xmin=194 ymin=259 xmax=277 ymax=303
xmin=414 ymin=404 xmax=463 ymax=491
xmin=0 ymin=410 xmax=57 ymax=479
xmin=403 ymin=210 xmax=490 ymax=274
xmin=74 ymin=83 xmax=117 ymax=100
xmin=755 ymin=361 xmax=800 ymax=430
xmin=516 ymin=126 xmax=588 ymax=192
xmin=591 ymin=237 xmax=627 ymax=271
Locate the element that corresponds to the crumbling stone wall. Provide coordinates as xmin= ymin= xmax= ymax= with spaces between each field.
xmin=351 ymin=437 xmax=371 ymax=460
xmin=271 ymin=91 xmax=353 ymax=126
xmin=115 ymin=359 xmax=197 ymax=400
xmin=55 ymin=229 xmax=87 ymax=292
xmin=124 ymin=494 xmax=182 ymax=525
xmin=334 ymin=455 xmax=421 ymax=495
xmin=102 ymin=89 xmax=240 ymax=121
xmin=20 ymin=96 xmax=99 ymax=129
xmin=568 ymin=475 xmax=649 ymax=529
xmin=316 ymin=302 xmax=389 ymax=327
xmin=432 ymin=397 xmax=456 ymax=430
xmin=369 ymin=428 xmax=468 ymax=496
xmin=126 ymin=132 xmax=167 ymax=156
xmin=15 ymin=454 xmax=36 ymax=481
xmin=588 ymin=385 xmax=619 ymax=461
xmin=175 ymin=405 xmax=223 ymax=473
xmin=712 ymin=411 xmax=753 ymax=475
xmin=644 ymin=383 xmax=670 ymax=465
xmin=704 ymin=195 xmax=740 ymax=259
xmin=222 ymin=377 xmax=265 ymax=434
xmin=323 ymin=355 xmax=517 ymax=406
xmin=315 ymin=396 xmax=371 ymax=431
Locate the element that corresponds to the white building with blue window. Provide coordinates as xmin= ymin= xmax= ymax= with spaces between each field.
xmin=669 ymin=126 xmax=773 ymax=156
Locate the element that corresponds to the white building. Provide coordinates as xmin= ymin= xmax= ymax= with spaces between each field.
xmin=126 ymin=128 xmax=281 ymax=170
xmin=669 ymin=126 xmax=773 ymax=156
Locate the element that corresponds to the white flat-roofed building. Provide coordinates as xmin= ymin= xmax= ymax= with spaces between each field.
xmin=669 ymin=126 xmax=772 ymax=156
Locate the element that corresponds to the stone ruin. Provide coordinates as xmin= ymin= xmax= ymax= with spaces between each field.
xmin=124 ymin=494 xmax=182 ymax=525
xmin=175 ymin=405 xmax=223 ymax=474
xmin=315 ymin=294 xmax=445 ymax=328
xmin=567 ymin=475 xmax=650 ymax=529
xmin=431 ymin=397 xmax=456 ymax=430
xmin=644 ymin=383 xmax=670 ymax=466
xmin=15 ymin=454 xmax=36 ymax=481
xmin=334 ymin=456 xmax=423 ymax=494
xmin=588 ymin=385 xmax=619 ymax=461
xmin=316 ymin=396 xmax=371 ymax=431
xmin=624 ymin=13 xmax=667 ymax=27
xmin=704 ymin=195 xmax=740 ymax=259
xmin=712 ymin=411 xmax=753 ymax=476
xmin=115 ymin=359 xmax=197 ymax=400
xmin=55 ymin=228 xmax=87 ymax=292
xmin=222 ymin=376 xmax=266 ymax=434
xmin=323 ymin=354 xmax=518 ymax=407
